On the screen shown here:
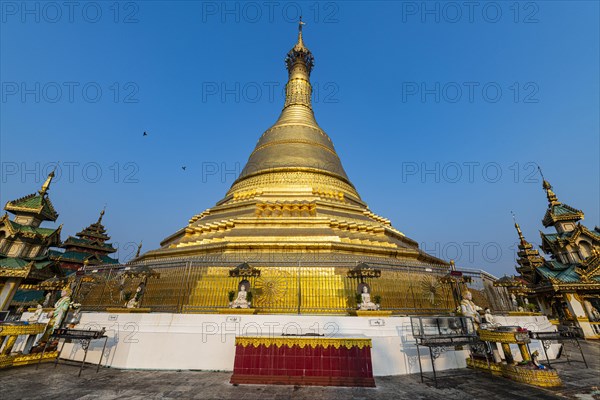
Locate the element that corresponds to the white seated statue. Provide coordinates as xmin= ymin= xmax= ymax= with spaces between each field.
xmin=28 ymin=304 xmax=44 ymax=323
xmin=460 ymin=291 xmax=482 ymax=325
xmin=359 ymin=286 xmax=379 ymax=311
xmin=483 ymin=308 xmax=500 ymax=328
xmin=511 ymin=293 xmax=518 ymax=309
xmin=231 ymin=285 xmax=250 ymax=309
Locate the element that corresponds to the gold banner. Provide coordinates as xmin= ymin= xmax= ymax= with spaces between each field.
xmin=235 ymin=336 xmax=372 ymax=350
xmin=0 ymin=323 xmax=46 ymax=336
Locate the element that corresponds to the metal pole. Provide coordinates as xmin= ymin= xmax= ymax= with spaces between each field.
xmin=176 ymin=261 xmax=190 ymax=313
xmin=297 ymin=258 xmax=301 ymax=315
xmin=416 ymin=341 xmax=424 ymax=383
xmin=453 ymin=277 xmax=461 ymax=310
xmin=98 ymin=268 xmax=112 ymax=309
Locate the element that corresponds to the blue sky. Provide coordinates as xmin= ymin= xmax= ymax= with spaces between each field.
xmin=1 ymin=1 xmax=598 ymax=276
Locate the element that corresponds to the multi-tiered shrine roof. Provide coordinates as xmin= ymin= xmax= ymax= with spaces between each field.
xmin=512 ymin=179 xmax=600 ymax=289
xmin=0 ymin=172 xmax=62 ymax=284
xmin=1 ymin=215 xmax=61 ymax=242
xmin=49 ymin=210 xmax=118 ymax=269
xmin=4 ymin=172 xmax=59 ymax=222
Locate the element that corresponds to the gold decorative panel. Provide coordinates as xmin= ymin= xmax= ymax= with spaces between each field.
xmin=76 ymin=260 xmax=511 ymax=315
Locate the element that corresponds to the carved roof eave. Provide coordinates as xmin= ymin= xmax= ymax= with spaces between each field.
xmin=494 ymin=280 xmax=526 ymax=288
xmin=540 ymin=231 xmax=559 ymax=254
xmin=549 ymin=282 xmax=600 ymax=291
xmin=526 ymin=280 xmax=600 ymax=294
xmin=572 ymin=224 xmax=600 ymax=245
xmin=27 ymin=267 xmax=61 ymax=282
xmin=61 ymin=240 xmax=116 ymax=254
xmin=494 ymin=275 xmax=529 ymax=289
xmin=0 ymin=262 xmax=34 ymax=278
xmin=76 ymin=229 xmax=110 ymax=241
xmin=543 ymin=224 xmax=598 ymax=248
xmin=1 ymin=214 xmax=14 ymax=234
xmin=346 ymin=263 xmax=382 ymax=279
xmin=229 ymin=263 xmax=261 ymax=278
xmin=50 ymin=252 xmax=107 ymax=265
xmin=5 ymin=194 xmax=59 ymax=221
xmin=38 ymin=275 xmax=70 ymax=290
xmin=576 ymin=254 xmax=600 ymax=282
xmin=506 ymin=286 xmax=535 ymax=295
xmin=542 ymin=205 xmax=584 ymax=228
xmin=2 ymin=220 xmax=62 ymax=245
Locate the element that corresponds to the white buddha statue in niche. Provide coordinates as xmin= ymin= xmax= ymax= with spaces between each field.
xmin=231 ymin=285 xmax=250 ymax=309
xmin=359 ymin=286 xmax=378 ymax=311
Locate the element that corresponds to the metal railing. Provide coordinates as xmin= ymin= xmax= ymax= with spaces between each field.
xmin=76 ymin=258 xmax=512 ymax=315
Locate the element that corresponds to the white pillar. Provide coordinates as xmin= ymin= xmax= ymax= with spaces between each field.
xmin=0 ymin=277 xmax=22 ymax=311
xmin=565 ymin=293 xmax=595 ymax=338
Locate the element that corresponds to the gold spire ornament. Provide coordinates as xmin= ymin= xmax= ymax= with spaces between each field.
xmin=227 ymin=19 xmax=357 ymax=202
xmin=297 ymin=16 xmax=306 ymax=47
xmin=97 ymin=207 xmax=106 ymax=224
xmin=511 ymin=211 xmax=527 ymax=246
xmin=537 ymin=166 xmax=559 ymax=205
xmin=39 ymin=170 xmax=56 ymax=196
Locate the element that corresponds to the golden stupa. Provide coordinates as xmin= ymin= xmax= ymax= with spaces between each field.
xmin=143 ymin=23 xmax=444 ymax=268
xmin=83 ymin=22 xmax=471 ymax=315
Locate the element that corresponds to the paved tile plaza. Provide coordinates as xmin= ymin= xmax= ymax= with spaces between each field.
xmin=1 ymin=341 xmax=598 ymax=400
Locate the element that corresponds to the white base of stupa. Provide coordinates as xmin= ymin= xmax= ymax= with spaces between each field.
xmin=17 ymin=312 xmax=560 ymax=376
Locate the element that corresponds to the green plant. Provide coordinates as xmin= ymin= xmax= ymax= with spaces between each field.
xmin=373 ymin=295 xmax=381 ymax=305
xmin=355 ymin=293 xmax=362 ymax=305
xmin=228 ymin=290 xmax=236 ymax=302
xmin=246 ymin=291 xmax=253 ymax=303
xmin=526 ymin=303 xmax=538 ymax=312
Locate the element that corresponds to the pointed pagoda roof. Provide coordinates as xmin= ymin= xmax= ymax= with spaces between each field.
xmin=4 ymin=171 xmax=59 ymax=221
xmin=513 ymin=220 xmax=545 ymax=283
xmin=540 ymin=223 xmax=600 ymax=256
xmin=1 ymin=214 xmax=62 ymax=244
xmin=48 ymin=249 xmax=117 ymax=265
xmin=61 ymin=237 xmax=116 ymax=252
xmin=540 ymin=178 xmax=583 ymax=228
xmin=58 ymin=209 xmax=116 ymax=255
xmin=76 ymin=209 xmax=111 ymax=241
xmin=226 ymin=18 xmax=360 ymax=204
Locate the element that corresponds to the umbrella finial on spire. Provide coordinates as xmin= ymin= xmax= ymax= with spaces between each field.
xmin=537 ymin=166 xmax=559 ymax=205
xmin=97 ymin=206 xmax=106 ymax=224
xmin=511 ymin=211 xmax=526 ymax=245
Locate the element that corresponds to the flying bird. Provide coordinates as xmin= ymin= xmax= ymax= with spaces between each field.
xmin=182 ymin=166 xmax=187 ymax=171
xmin=143 ymin=131 xmax=148 ymax=136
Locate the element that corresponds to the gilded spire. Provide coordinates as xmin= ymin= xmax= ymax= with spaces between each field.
xmin=538 ymin=168 xmax=583 ymax=228
xmin=543 ymin=180 xmax=559 ymax=205
xmin=538 ymin=166 xmax=559 ymax=205
xmin=39 ymin=169 xmax=55 ymax=196
xmin=286 ymin=16 xmax=312 ymax=73
xmin=511 ymin=212 xmax=544 ymax=283
xmin=512 ymin=212 xmax=527 ymax=246
xmin=97 ymin=207 xmax=106 ymax=224
xmin=297 ymin=16 xmax=306 ymax=49
xmin=515 ymin=223 xmax=526 ymax=245
xmin=226 ymin=20 xmax=360 ymax=204
xmin=283 ymin=17 xmax=315 ymax=112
